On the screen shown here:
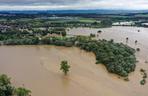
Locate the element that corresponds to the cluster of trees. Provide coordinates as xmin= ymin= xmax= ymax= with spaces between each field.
xmin=0 ymin=29 xmax=32 ymax=41
xmin=32 ymin=28 xmax=67 ymax=37
xmin=75 ymin=37 xmax=136 ymax=77
xmin=140 ymin=69 xmax=147 ymax=85
xmin=99 ymin=20 xmax=112 ymax=27
xmin=49 ymin=28 xmax=67 ymax=37
xmin=0 ymin=74 xmax=31 ymax=96
xmin=0 ymin=17 xmax=112 ymax=34
xmin=49 ymin=20 xmax=112 ymax=28
xmin=0 ymin=29 xmax=40 ymax=45
xmin=41 ymin=37 xmax=76 ymax=47
xmin=0 ymin=16 xmax=113 ymax=46
xmin=0 ymin=27 xmax=68 ymax=45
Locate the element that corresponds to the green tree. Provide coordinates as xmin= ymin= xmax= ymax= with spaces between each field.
xmin=15 ymin=87 xmax=31 ymax=96
xmin=0 ymin=74 xmax=14 ymax=96
xmin=0 ymin=74 xmax=31 ymax=96
xmin=60 ymin=60 xmax=70 ymax=75
xmin=140 ymin=79 xmax=146 ymax=85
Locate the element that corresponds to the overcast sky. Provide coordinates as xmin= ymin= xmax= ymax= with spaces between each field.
xmin=0 ymin=0 xmax=148 ymax=10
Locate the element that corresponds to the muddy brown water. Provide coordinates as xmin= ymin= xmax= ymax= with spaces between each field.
xmin=0 ymin=26 xmax=148 ymax=96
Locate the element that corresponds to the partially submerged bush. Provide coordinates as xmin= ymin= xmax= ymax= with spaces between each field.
xmin=140 ymin=68 xmax=147 ymax=85
xmin=140 ymin=69 xmax=145 ymax=73
xmin=0 ymin=74 xmax=31 ymax=96
xmin=124 ymin=77 xmax=130 ymax=81
xmin=97 ymin=30 xmax=102 ymax=33
xmin=15 ymin=87 xmax=31 ymax=96
xmin=140 ymin=79 xmax=146 ymax=85
xmin=0 ymin=74 xmax=14 ymax=96
xmin=136 ymin=48 xmax=140 ymax=52
xmin=143 ymin=73 xmax=147 ymax=79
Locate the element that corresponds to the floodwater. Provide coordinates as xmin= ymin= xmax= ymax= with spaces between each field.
xmin=68 ymin=26 xmax=148 ymax=59
xmin=0 ymin=26 xmax=148 ymax=96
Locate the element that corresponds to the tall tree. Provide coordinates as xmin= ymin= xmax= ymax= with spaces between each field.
xmin=60 ymin=60 xmax=71 ymax=75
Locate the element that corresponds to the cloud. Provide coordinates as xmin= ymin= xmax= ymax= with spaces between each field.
xmin=0 ymin=0 xmax=148 ymax=10
xmin=0 ymin=0 xmax=95 ymax=5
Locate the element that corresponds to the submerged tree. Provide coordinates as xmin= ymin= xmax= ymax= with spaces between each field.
xmin=135 ymin=40 xmax=138 ymax=45
xmin=97 ymin=30 xmax=102 ymax=34
xmin=0 ymin=74 xmax=14 ymax=96
xmin=140 ymin=79 xmax=146 ymax=85
xmin=0 ymin=74 xmax=31 ymax=96
xmin=60 ymin=60 xmax=71 ymax=75
xmin=15 ymin=87 xmax=31 ymax=96
xmin=126 ymin=37 xmax=129 ymax=43
xmin=136 ymin=48 xmax=140 ymax=52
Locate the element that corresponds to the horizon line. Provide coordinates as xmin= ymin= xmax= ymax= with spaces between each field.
xmin=0 ymin=9 xmax=148 ymax=11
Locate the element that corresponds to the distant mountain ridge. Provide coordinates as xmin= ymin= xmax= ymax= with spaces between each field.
xmin=0 ymin=9 xmax=148 ymax=14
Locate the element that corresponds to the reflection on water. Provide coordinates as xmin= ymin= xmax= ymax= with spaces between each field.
xmin=0 ymin=26 xmax=148 ymax=96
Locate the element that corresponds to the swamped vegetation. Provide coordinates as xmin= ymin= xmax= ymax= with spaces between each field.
xmin=0 ymin=74 xmax=31 ymax=96
xmin=0 ymin=34 xmax=136 ymax=77
xmin=75 ymin=36 xmax=136 ymax=77
xmin=140 ymin=69 xmax=147 ymax=85
xmin=42 ymin=36 xmax=136 ymax=77
xmin=0 ymin=13 xmax=137 ymax=77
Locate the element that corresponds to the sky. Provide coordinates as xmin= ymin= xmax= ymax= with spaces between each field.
xmin=0 ymin=0 xmax=148 ymax=10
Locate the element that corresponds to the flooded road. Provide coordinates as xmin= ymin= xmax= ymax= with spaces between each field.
xmin=0 ymin=26 xmax=148 ymax=96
